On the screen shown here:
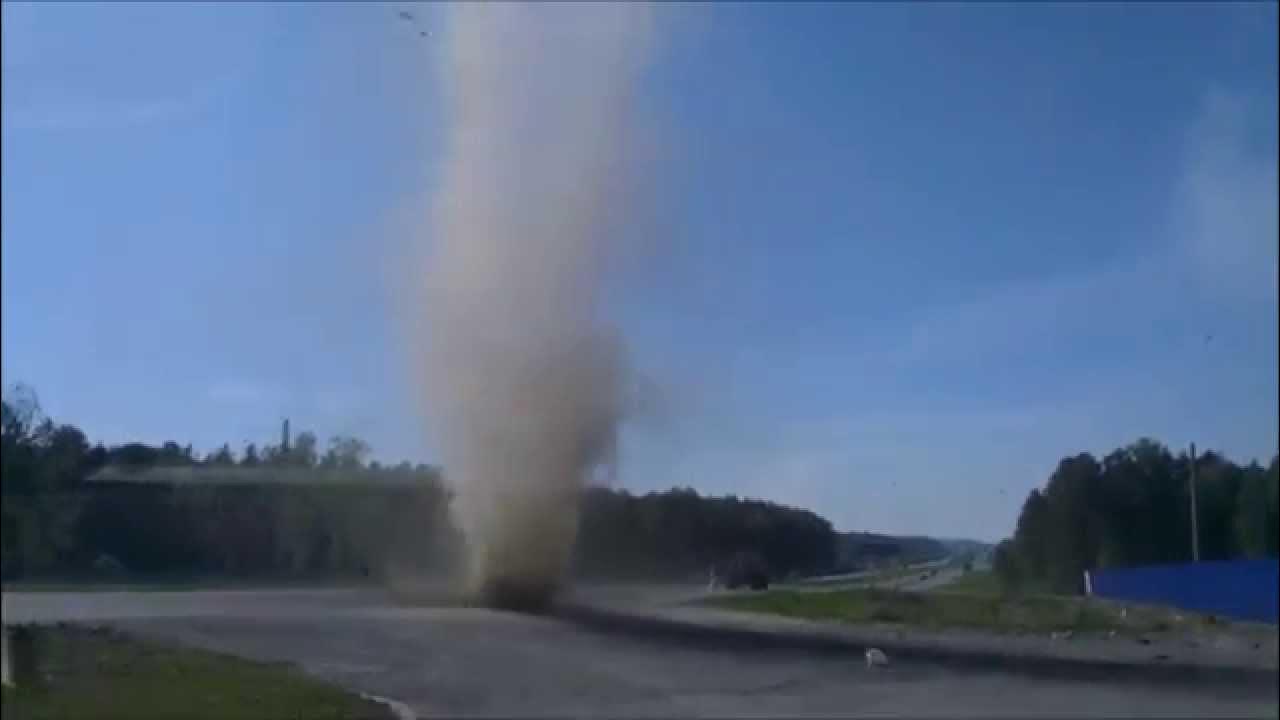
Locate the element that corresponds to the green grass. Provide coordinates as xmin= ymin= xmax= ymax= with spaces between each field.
xmin=705 ymin=586 xmax=1212 ymax=635
xmin=933 ymin=570 xmax=1004 ymax=596
xmin=1 ymin=624 xmax=394 ymax=720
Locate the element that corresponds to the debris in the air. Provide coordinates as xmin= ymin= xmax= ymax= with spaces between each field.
xmin=395 ymin=8 xmax=430 ymax=40
xmin=865 ymin=648 xmax=888 ymax=668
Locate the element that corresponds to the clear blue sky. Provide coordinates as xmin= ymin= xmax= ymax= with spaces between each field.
xmin=3 ymin=2 xmax=1276 ymax=541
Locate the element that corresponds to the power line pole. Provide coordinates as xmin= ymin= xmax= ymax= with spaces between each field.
xmin=1189 ymin=442 xmax=1200 ymax=563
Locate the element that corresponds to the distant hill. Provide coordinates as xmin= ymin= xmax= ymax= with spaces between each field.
xmin=835 ymin=532 xmax=945 ymax=570
xmin=834 ymin=533 xmax=991 ymax=571
xmin=936 ymin=538 xmax=993 ymax=560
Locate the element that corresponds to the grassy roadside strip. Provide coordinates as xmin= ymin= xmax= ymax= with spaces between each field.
xmin=704 ymin=585 xmax=1218 ymax=635
xmin=791 ymin=563 xmax=943 ymax=590
xmin=1 ymin=624 xmax=394 ymax=720
xmin=930 ymin=570 xmax=1004 ymax=596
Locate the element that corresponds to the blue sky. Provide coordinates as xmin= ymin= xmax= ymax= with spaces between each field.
xmin=3 ymin=2 xmax=1276 ymax=541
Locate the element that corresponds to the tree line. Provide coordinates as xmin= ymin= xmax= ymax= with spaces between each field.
xmin=575 ymin=486 xmax=835 ymax=581
xmin=1 ymin=384 xmax=836 ymax=583
xmin=994 ymin=437 xmax=1279 ymax=594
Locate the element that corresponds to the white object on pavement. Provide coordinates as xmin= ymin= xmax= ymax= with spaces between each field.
xmin=865 ymin=648 xmax=888 ymax=668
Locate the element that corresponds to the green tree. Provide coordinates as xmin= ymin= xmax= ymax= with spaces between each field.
xmin=1236 ymin=457 xmax=1279 ymax=558
xmin=1003 ymin=438 xmax=1274 ymax=595
xmin=241 ymin=443 xmax=260 ymax=467
xmin=110 ymin=443 xmax=160 ymax=467
xmin=41 ymin=425 xmax=90 ymax=490
xmin=158 ymin=442 xmax=192 ymax=466
xmin=992 ymin=539 xmax=1022 ymax=590
xmin=207 ymin=444 xmax=236 ymax=466
xmin=292 ymin=431 xmax=319 ymax=468
xmin=323 ymin=436 xmax=370 ymax=471
xmin=2 ymin=384 xmax=45 ymax=495
xmin=1011 ymin=489 xmax=1051 ymax=582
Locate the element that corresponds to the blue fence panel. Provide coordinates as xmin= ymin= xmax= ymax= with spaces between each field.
xmin=1087 ymin=559 xmax=1279 ymax=624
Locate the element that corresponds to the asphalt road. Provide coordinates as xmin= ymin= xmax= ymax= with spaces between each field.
xmin=3 ymin=587 xmax=1276 ymax=718
xmin=780 ymin=561 xmax=961 ymax=594
xmin=891 ymin=566 xmax=965 ymax=592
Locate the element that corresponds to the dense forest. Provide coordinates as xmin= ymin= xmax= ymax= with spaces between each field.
xmin=7 ymin=383 xmax=1274 ymax=591
xmin=995 ymin=438 xmax=1280 ymax=594
xmin=835 ymin=532 xmax=949 ymax=569
xmin=0 ymin=384 xmax=834 ymax=583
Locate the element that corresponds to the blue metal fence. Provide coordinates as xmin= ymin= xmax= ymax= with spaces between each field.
xmin=1085 ymin=559 xmax=1279 ymax=624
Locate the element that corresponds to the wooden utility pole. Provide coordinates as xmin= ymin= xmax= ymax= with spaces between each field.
xmin=1189 ymin=442 xmax=1201 ymax=563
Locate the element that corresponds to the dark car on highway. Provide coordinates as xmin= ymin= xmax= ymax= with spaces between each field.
xmin=722 ymin=551 xmax=770 ymax=591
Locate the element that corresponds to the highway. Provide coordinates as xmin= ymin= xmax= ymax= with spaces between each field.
xmin=3 ymin=587 xmax=1275 ymax=718
xmin=889 ymin=566 xmax=966 ymax=592
xmin=783 ymin=561 xmax=963 ymax=593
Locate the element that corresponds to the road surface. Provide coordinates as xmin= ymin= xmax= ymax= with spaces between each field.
xmin=892 ymin=566 xmax=965 ymax=592
xmin=782 ymin=560 xmax=960 ymax=594
xmin=3 ymin=587 xmax=1275 ymax=718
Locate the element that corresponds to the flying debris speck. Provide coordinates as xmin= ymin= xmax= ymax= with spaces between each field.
xmin=394 ymin=9 xmax=431 ymax=41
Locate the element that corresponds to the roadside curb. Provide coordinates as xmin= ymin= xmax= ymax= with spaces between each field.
xmin=551 ymin=602 xmax=1279 ymax=692
xmin=1 ymin=626 xmax=11 ymax=687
